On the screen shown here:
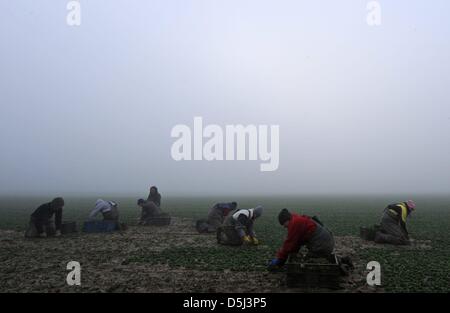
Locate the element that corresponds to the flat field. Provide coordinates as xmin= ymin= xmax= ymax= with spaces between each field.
xmin=0 ymin=195 xmax=449 ymax=292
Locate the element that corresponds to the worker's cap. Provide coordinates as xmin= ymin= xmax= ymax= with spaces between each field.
xmin=278 ymin=208 xmax=292 ymax=225
xmin=406 ymin=200 xmax=416 ymax=211
xmin=252 ymin=205 xmax=264 ymax=218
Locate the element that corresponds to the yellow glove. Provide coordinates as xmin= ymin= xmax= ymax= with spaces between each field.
xmin=251 ymin=237 xmax=260 ymax=245
xmin=242 ymin=235 xmax=252 ymax=244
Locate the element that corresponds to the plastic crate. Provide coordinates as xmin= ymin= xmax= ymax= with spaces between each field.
xmin=61 ymin=221 xmax=77 ymax=234
xmin=82 ymin=220 xmax=118 ymax=233
xmin=147 ymin=213 xmax=171 ymax=226
xmin=286 ymin=254 xmax=342 ymax=289
xmin=360 ymin=225 xmax=380 ymax=241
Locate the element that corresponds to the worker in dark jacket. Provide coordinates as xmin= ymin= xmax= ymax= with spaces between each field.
xmin=147 ymin=186 xmax=161 ymax=207
xmin=374 ymin=200 xmax=416 ymax=245
xmin=196 ymin=202 xmax=237 ymax=233
xmin=269 ymin=209 xmax=335 ymax=269
xmin=25 ymin=197 xmax=65 ymax=238
xmin=217 ymin=206 xmax=263 ymax=246
xmin=138 ymin=198 xmax=163 ymax=225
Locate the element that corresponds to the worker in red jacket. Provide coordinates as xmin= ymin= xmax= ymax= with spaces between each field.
xmin=269 ymin=208 xmax=335 ymax=269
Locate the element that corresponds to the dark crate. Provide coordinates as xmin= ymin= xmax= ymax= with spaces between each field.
xmin=147 ymin=213 xmax=171 ymax=226
xmin=286 ymin=254 xmax=342 ymax=289
xmin=83 ymin=220 xmax=118 ymax=233
xmin=360 ymin=225 xmax=380 ymax=241
xmin=61 ymin=221 xmax=77 ymax=234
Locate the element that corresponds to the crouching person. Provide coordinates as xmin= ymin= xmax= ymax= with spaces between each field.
xmin=147 ymin=186 xmax=161 ymax=207
xmin=89 ymin=199 xmax=120 ymax=224
xmin=374 ymin=200 xmax=415 ymax=245
xmin=196 ymin=202 xmax=237 ymax=233
xmin=217 ymin=205 xmax=263 ymax=246
xmin=25 ymin=197 xmax=65 ymax=238
xmin=137 ymin=198 xmax=162 ymax=225
xmin=268 ymin=208 xmax=335 ymax=270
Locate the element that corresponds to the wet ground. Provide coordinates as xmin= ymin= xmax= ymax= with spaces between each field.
xmin=0 ymin=217 xmax=431 ymax=293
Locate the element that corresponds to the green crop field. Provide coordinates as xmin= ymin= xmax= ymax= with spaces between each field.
xmin=0 ymin=195 xmax=449 ymax=292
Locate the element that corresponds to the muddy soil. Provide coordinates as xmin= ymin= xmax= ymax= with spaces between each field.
xmin=0 ymin=218 xmax=430 ymax=293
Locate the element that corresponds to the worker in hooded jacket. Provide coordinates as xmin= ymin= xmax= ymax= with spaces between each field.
xmin=196 ymin=202 xmax=237 ymax=233
xmin=89 ymin=199 xmax=120 ymax=222
xmin=147 ymin=186 xmax=161 ymax=207
xmin=137 ymin=198 xmax=163 ymax=225
xmin=25 ymin=197 xmax=65 ymax=238
xmin=374 ymin=200 xmax=416 ymax=245
xmin=217 ymin=205 xmax=263 ymax=246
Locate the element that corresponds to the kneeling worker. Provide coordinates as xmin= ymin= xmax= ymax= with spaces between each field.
xmin=89 ymin=199 xmax=120 ymax=223
xmin=269 ymin=208 xmax=335 ymax=269
xmin=374 ymin=200 xmax=415 ymax=245
xmin=25 ymin=197 xmax=65 ymax=238
xmin=137 ymin=198 xmax=163 ymax=225
xmin=217 ymin=205 xmax=263 ymax=246
xmin=196 ymin=202 xmax=237 ymax=233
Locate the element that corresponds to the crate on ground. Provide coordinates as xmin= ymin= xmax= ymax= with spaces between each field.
xmin=360 ymin=225 xmax=380 ymax=241
xmin=82 ymin=220 xmax=118 ymax=233
xmin=61 ymin=221 xmax=77 ymax=234
xmin=147 ymin=213 xmax=171 ymax=226
xmin=286 ymin=253 xmax=342 ymax=289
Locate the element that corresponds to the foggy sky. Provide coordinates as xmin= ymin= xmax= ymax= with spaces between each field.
xmin=1 ymin=0 xmax=450 ymax=196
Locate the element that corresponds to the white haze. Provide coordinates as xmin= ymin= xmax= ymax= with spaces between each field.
xmin=0 ymin=1 xmax=449 ymax=196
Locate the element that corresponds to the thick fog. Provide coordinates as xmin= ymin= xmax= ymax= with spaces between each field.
xmin=1 ymin=1 xmax=449 ymax=196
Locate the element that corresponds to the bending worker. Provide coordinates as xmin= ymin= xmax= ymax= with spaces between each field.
xmin=217 ymin=205 xmax=263 ymax=246
xmin=374 ymin=200 xmax=416 ymax=245
xmin=137 ymin=198 xmax=163 ymax=225
xmin=89 ymin=199 xmax=120 ymax=223
xmin=269 ymin=208 xmax=335 ymax=269
xmin=196 ymin=202 xmax=237 ymax=233
xmin=25 ymin=197 xmax=65 ymax=238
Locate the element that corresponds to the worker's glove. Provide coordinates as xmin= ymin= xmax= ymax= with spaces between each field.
xmin=38 ymin=232 xmax=47 ymax=238
xmin=55 ymin=230 xmax=61 ymax=237
xmin=267 ymin=258 xmax=285 ymax=272
xmin=269 ymin=258 xmax=282 ymax=266
xmin=242 ymin=235 xmax=252 ymax=244
xmin=251 ymin=237 xmax=260 ymax=245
